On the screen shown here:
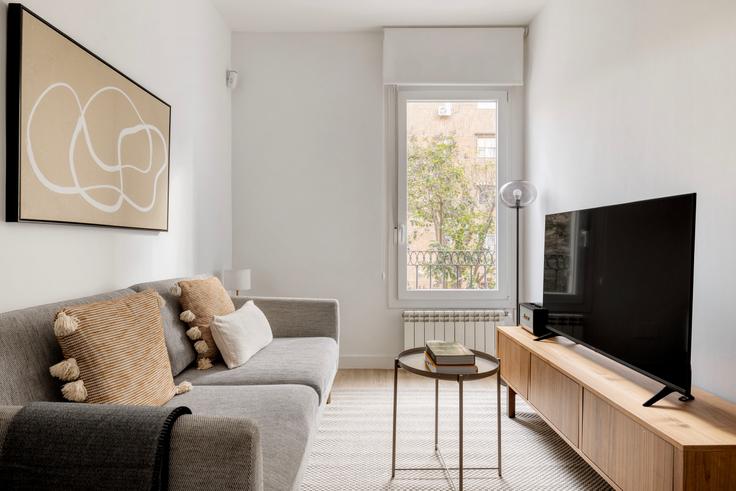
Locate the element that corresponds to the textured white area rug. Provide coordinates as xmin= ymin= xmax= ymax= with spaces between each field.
xmin=302 ymin=385 xmax=612 ymax=490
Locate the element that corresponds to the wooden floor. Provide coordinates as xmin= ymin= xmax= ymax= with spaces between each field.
xmin=333 ymin=368 xmax=497 ymax=391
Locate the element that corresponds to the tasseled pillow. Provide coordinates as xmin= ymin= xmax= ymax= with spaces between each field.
xmin=49 ymin=289 xmax=191 ymax=404
xmin=170 ymin=277 xmax=235 ymax=369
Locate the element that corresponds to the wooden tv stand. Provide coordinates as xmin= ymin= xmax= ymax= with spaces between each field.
xmin=496 ymin=326 xmax=736 ymax=490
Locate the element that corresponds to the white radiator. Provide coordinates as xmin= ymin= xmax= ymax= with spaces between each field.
xmin=402 ymin=310 xmax=510 ymax=356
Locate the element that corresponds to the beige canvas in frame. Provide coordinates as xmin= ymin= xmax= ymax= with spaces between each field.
xmin=12 ymin=7 xmax=170 ymax=230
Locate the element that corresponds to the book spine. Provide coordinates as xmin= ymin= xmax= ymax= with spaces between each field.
xmin=434 ymin=356 xmax=476 ymax=366
xmin=425 ymin=346 xmax=475 ymax=365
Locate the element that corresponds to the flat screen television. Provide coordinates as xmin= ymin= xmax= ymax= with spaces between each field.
xmin=542 ymin=193 xmax=696 ymax=407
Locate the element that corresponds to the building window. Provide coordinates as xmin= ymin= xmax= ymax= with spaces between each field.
xmin=476 ymin=135 xmax=497 ymax=159
xmin=477 ymin=183 xmax=494 ymax=205
xmin=397 ymin=87 xmax=511 ymax=303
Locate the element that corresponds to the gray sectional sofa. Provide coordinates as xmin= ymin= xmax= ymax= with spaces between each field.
xmin=0 ymin=276 xmax=340 ymax=491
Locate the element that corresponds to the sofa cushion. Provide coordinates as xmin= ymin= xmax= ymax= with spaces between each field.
xmin=211 ymin=300 xmax=274 ymax=369
xmin=166 ymin=384 xmax=318 ymax=491
xmin=175 ymin=337 xmax=338 ymax=403
xmin=129 ymin=277 xmax=207 ymax=377
xmin=176 ymin=277 xmax=235 ymax=370
xmin=0 ymin=289 xmax=137 ymax=406
xmin=51 ymin=290 xmax=190 ymax=405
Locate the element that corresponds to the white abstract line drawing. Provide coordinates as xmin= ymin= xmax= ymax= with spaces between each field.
xmin=26 ymin=82 xmax=168 ymax=214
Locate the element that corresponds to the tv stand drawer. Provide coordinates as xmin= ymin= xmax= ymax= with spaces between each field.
xmin=529 ymin=354 xmax=580 ymax=446
xmin=497 ymin=333 xmax=530 ymax=398
xmin=581 ymin=389 xmax=674 ymax=490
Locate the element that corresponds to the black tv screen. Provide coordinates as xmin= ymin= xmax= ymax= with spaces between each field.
xmin=542 ymin=194 xmax=696 ymax=397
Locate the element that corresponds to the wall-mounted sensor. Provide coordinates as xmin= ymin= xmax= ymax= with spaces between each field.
xmin=226 ymin=70 xmax=239 ymax=89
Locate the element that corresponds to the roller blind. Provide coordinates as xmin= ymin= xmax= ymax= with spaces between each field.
xmin=383 ymin=27 xmax=524 ymax=86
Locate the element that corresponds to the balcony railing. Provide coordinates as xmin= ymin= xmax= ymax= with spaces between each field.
xmin=407 ymin=244 xmax=496 ymax=290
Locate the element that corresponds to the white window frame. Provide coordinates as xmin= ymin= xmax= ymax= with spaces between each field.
xmin=395 ymin=87 xmax=513 ymax=305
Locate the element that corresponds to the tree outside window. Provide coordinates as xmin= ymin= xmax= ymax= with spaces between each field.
xmin=405 ymin=101 xmax=498 ymax=290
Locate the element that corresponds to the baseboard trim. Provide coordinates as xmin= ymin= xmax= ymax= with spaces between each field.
xmin=339 ymin=354 xmax=395 ymax=369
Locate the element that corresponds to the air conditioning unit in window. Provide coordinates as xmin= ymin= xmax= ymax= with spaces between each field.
xmin=437 ymin=103 xmax=452 ymax=117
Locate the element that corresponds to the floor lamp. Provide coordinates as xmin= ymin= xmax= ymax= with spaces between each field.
xmin=499 ymin=180 xmax=538 ymax=325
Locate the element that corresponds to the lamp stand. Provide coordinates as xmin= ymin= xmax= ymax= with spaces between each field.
xmin=515 ymin=202 xmax=520 ymax=325
xmin=499 ymin=181 xmax=537 ymax=326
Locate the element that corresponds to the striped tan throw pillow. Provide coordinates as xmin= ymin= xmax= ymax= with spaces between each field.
xmin=171 ymin=277 xmax=235 ymax=370
xmin=49 ymin=289 xmax=191 ymax=405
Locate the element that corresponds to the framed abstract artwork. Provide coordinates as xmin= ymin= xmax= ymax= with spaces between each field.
xmin=6 ymin=4 xmax=171 ymax=231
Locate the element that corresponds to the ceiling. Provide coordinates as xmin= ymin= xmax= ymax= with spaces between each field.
xmin=211 ymin=0 xmax=548 ymax=32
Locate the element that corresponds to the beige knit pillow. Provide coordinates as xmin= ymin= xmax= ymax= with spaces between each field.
xmin=172 ymin=277 xmax=235 ymax=370
xmin=49 ymin=289 xmax=191 ymax=405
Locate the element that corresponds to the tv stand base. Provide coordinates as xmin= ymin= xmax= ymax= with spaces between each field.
xmin=643 ymin=386 xmax=695 ymax=407
xmin=533 ymin=332 xmax=557 ymax=341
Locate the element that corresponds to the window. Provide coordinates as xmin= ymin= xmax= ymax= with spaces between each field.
xmin=477 ymin=183 xmax=494 ymax=205
xmin=396 ymin=88 xmax=511 ymax=303
xmin=476 ymin=135 xmax=497 ymax=159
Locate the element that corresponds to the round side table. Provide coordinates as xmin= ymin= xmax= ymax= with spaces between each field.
xmin=391 ymin=347 xmax=501 ymax=491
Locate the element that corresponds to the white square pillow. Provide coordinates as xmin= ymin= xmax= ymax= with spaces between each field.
xmin=210 ymin=300 xmax=273 ymax=369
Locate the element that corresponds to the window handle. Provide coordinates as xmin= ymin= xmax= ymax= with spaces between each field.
xmin=398 ymin=224 xmax=406 ymax=245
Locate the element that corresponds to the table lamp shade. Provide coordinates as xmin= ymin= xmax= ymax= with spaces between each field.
xmin=223 ymin=269 xmax=251 ymax=293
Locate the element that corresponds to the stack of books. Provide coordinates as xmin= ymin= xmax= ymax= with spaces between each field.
xmin=424 ymin=340 xmax=478 ymax=374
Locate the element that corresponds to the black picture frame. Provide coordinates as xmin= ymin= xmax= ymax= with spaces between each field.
xmin=5 ymin=3 xmax=172 ymax=231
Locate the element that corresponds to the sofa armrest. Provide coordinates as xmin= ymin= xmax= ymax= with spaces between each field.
xmin=232 ymin=296 xmax=339 ymax=343
xmin=0 ymin=408 xmax=264 ymax=491
xmin=169 ymin=415 xmax=263 ymax=491
xmin=0 ymin=406 xmax=20 ymax=445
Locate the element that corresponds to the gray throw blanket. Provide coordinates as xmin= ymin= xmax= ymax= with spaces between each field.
xmin=0 ymin=401 xmax=191 ymax=491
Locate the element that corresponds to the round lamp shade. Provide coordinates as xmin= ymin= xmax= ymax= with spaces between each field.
xmin=499 ymin=180 xmax=538 ymax=208
xmin=223 ymin=269 xmax=251 ymax=292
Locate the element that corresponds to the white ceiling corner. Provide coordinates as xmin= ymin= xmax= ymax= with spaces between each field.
xmin=211 ymin=0 xmax=547 ymax=32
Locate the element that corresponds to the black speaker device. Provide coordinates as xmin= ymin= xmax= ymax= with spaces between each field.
xmin=519 ymin=303 xmax=549 ymax=337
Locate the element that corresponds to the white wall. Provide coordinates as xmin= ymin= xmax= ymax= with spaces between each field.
xmin=524 ymin=0 xmax=736 ymax=401
xmin=231 ymin=33 xmax=527 ymax=367
xmin=0 ymin=0 xmax=232 ymax=311
xmin=231 ymin=32 xmax=398 ymax=367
